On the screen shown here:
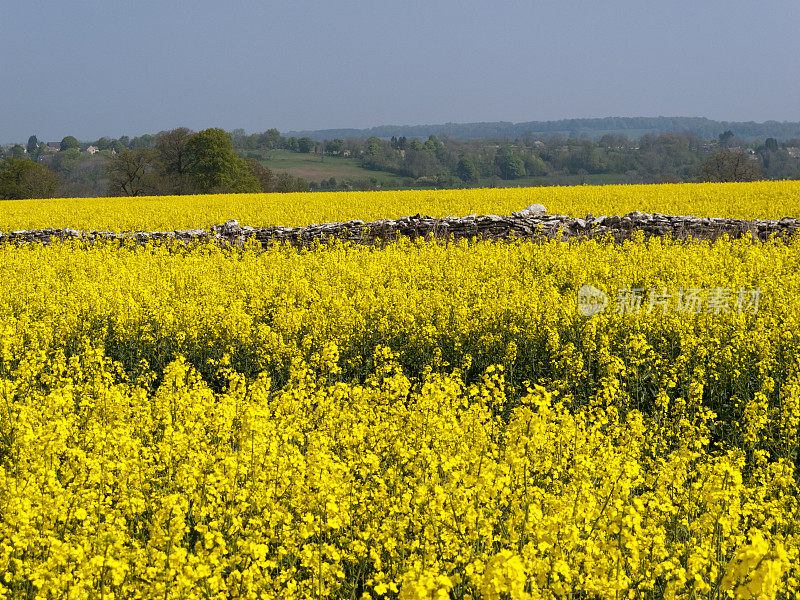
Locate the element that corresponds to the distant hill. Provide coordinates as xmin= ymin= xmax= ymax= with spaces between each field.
xmin=286 ymin=117 xmax=800 ymax=142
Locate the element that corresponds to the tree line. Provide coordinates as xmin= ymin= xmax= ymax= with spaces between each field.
xmin=230 ymin=129 xmax=790 ymax=188
xmin=0 ymin=128 xmax=307 ymax=200
xmin=360 ymin=131 xmax=791 ymax=186
xmin=2 ymin=127 xmax=798 ymax=200
xmin=285 ymin=116 xmax=800 ymax=144
xmin=103 ymin=128 xmax=307 ymax=197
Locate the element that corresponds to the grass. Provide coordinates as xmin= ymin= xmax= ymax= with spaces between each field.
xmin=242 ymin=149 xmax=405 ymax=186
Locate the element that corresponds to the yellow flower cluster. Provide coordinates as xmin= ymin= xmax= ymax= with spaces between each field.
xmin=1 ymin=228 xmax=800 ymax=598
xmin=721 ymin=531 xmax=789 ymax=600
xmin=1 ymin=179 xmax=798 ymax=231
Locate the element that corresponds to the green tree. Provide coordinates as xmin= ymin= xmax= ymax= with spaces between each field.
xmin=255 ymin=128 xmax=284 ymax=149
xmin=494 ymin=147 xmax=526 ymax=179
xmin=60 ymin=136 xmax=81 ymax=152
xmin=366 ymin=137 xmax=383 ymax=156
xmin=765 ymin=137 xmax=779 ymax=152
xmin=154 ymin=128 xmax=195 ymax=194
xmin=51 ymin=148 xmax=83 ymax=176
xmin=523 ymin=153 xmax=548 ymax=177
xmin=0 ymin=157 xmax=60 ymax=199
xmin=93 ymin=137 xmax=112 ymax=151
xmin=273 ymin=172 xmax=309 ymax=193
xmin=424 ymin=135 xmax=443 ymax=153
xmin=185 ymin=128 xmax=260 ymax=193
xmin=297 ymin=137 xmax=314 ymax=153
xmin=456 ymin=156 xmax=479 ymax=183
xmin=324 ymin=139 xmax=344 ymax=155
xmin=130 ymin=134 xmax=156 ymax=150
xmin=27 ymin=135 xmax=40 ymax=155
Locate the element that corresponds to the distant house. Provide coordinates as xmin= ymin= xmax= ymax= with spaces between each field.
xmin=85 ymin=145 xmax=99 ymax=155
xmin=787 ymin=147 xmax=800 ymax=159
xmin=44 ymin=142 xmax=61 ymax=152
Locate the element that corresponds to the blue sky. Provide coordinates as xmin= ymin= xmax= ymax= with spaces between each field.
xmin=2 ymin=0 xmax=799 ymax=143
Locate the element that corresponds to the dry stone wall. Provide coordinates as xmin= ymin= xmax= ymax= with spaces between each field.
xmin=1 ymin=212 xmax=798 ymax=248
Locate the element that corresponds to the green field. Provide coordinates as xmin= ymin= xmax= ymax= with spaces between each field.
xmin=244 ymin=149 xmax=405 ymax=186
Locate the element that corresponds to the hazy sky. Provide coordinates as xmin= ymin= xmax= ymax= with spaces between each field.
xmin=2 ymin=0 xmax=799 ymax=143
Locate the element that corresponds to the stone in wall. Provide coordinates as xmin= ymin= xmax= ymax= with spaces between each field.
xmin=1 ymin=211 xmax=798 ymax=248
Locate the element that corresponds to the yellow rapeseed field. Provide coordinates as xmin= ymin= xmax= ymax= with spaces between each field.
xmin=0 ymin=180 xmax=799 ymax=232
xmin=2 ymin=220 xmax=800 ymax=598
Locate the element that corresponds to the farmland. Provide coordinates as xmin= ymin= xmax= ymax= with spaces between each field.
xmin=2 ymin=182 xmax=800 ymax=599
xmin=247 ymin=149 xmax=406 ymax=187
xmin=1 ymin=180 xmax=799 ymax=232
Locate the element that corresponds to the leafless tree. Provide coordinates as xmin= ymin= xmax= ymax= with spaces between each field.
xmin=106 ymin=149 xmax=155 ymax=196
xmin=698 ymin=149 xmax=763 ymax=182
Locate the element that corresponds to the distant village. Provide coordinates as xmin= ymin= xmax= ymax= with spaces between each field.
xmin=3 ymin=141 xmax=115 ymax=159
